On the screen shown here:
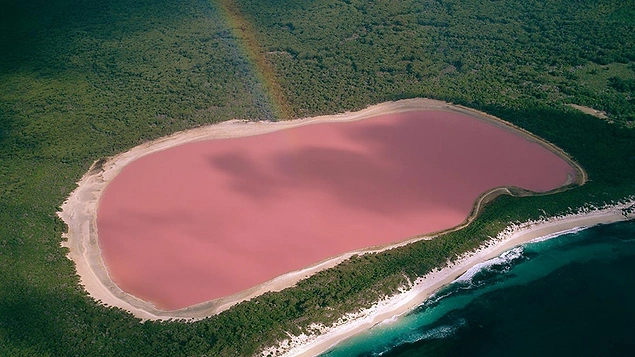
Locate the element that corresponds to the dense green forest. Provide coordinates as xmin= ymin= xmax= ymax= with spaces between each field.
xmin=1 ymin=0 xmax=634 ymax=356
xmin=235 ymin=0 xmax=635 ymax=121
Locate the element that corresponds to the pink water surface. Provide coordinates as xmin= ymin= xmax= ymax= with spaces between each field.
xmin=97 ymin=110 xmax=576 ymax=310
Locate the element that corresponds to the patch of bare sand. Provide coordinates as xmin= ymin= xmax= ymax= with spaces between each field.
xmin=568 ymin=103 xmax=609 ymax=120
xmin=58 ymin=98 xmax=585 ymax=320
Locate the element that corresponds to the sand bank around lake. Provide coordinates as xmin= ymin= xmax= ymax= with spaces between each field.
xmin=58 ymin=98 xmax=585 ymax=320
xmin=262 ymin=201 xmax=635 ymax=357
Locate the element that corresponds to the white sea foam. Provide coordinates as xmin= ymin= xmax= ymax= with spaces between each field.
xmin=425 ymin=290 xmax=454 ymax=306
xmin=376 ymin=314 xmax=400 ymax=326
xmin=529 ymin=226 xmax=587 ymax=243
xmin=417 ymin=318 xmax=467 ymax=340
xmin=454 ymin=246 xmax=524 ymax=284
xmin=372 ymin=319 xmax=467 ymax=357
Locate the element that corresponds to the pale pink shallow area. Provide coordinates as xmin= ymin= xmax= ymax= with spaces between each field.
xmin=97 ymin=110 xmax=576 ymax=310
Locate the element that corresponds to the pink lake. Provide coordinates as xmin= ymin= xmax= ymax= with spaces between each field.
xmin=97 ymin=110 xmax=577 ymax=310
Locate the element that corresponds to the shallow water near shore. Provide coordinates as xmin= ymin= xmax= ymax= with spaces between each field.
xmin=321 ymin=219 xmax=635 ymax=357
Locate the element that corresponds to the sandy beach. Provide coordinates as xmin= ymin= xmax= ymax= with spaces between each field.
xmin=262 ymin=200 xmax=635 ymax=357
xmin=58 ymin=98 xmax=585 ymax=320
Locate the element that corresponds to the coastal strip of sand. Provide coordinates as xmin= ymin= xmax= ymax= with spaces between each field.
xmin=262 ymin=200 xmax=635 ymax=357
xmin=58 ymin=98 xmax=585 ymax=320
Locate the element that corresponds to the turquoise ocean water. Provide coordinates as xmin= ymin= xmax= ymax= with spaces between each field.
xmin=321 ymin=219 xmax=635 ymax=357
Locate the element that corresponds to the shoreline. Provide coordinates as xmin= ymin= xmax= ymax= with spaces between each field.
xmin=263 ymin=200 xmax=635 ymax=357
xmin=57 ymin=98 xmax=585 ymax=320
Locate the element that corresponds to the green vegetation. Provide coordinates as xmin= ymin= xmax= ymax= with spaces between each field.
xmin=237 ymin=0 xmax=635 ymax=122
xmin=1 ymin=0 xmax=634 ymax=356
xmin=215 ymin=0 xmax=294 ymax=119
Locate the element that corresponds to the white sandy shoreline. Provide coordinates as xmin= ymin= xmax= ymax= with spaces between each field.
xmin=58 ymin=98 xmax=587 ymax=321
xmin=262 ymin=200 xmax=635 ymax=357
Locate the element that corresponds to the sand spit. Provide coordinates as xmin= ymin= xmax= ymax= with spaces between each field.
xmin=58 ymin=98 xmax=585 ymax=320
xmin=260 ymin=200 xmax=635 ymax=357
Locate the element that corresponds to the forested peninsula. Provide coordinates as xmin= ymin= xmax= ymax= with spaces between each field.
xmin=1 ymin=0 xmax=634 ymax=356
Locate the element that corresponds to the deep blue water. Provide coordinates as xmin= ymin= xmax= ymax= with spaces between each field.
xmin=321 ymin=220 xmax=635 ymax=357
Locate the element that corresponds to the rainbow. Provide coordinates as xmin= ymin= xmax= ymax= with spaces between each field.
xmin=215 ymin=0 xmax=293 ymax=120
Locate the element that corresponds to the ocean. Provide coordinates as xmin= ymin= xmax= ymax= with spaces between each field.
xmin=321 ymin=219 xmax=635 ymax=357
